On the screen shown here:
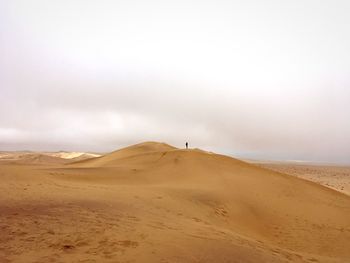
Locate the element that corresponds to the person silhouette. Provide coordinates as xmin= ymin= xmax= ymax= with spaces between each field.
xmin=186 ymin=142 xmax=188 ymax=149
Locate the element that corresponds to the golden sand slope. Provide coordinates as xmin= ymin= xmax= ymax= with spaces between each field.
xmin=255 ymin=162 xmax=350 ymax=196
xmin=1 ymin=142 xmax=350 ymax=263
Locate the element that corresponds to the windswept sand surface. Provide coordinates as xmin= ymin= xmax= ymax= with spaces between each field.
xmin=255 ymin=163 xmax=350 ymax=196
xmin=1 ymin=142 xmax=350 ymax=263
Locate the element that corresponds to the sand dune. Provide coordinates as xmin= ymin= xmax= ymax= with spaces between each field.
xmin=46 ymin=151 xmax=101 ymax=160
xmin=255 ymin=162 xmax=350 ymax=196
xmin=1 ymin=142 xmax=350 ymax=262
xmin=70 ymin=142 xmax=176 ymax=167
xmin=0 ymin=151 xmax=101 ymax=166
xmin=0 ymin=153 xmax=69 ymax=165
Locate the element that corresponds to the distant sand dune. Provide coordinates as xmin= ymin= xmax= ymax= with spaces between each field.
xmin=0 ymin=151 xmax=100 ymax=166
xmin=1 ymin=142 xmax=350 ymax=262
xmin=0 ymin=153 xmax=68 ymax=165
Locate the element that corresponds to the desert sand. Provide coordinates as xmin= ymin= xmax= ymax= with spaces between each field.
xmin=0 ymin=151 xmax=100 ymax=165
xmin=1 ymin=142 xmax=350 ymax=263
xmin=254 ymin=162 xmax=350 ymax=196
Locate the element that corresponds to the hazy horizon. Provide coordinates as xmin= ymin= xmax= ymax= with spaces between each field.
xmin=1 ymin=0 xmax=350 ymax=164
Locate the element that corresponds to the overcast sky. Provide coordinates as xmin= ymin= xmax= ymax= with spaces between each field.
xmin=1 ymin=0 xmax=350 ymax=163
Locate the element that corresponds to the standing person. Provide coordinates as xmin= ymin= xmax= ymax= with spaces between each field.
xmin=186 ymin=142 xmax=188 ymax=149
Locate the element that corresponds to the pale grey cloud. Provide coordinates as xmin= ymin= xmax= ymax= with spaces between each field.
xmin=0 ymin=0 xmax=350 ymax=163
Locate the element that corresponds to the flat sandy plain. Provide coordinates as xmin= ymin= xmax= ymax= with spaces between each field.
xmin=1 ymin=142 xmax=350 ymax=263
